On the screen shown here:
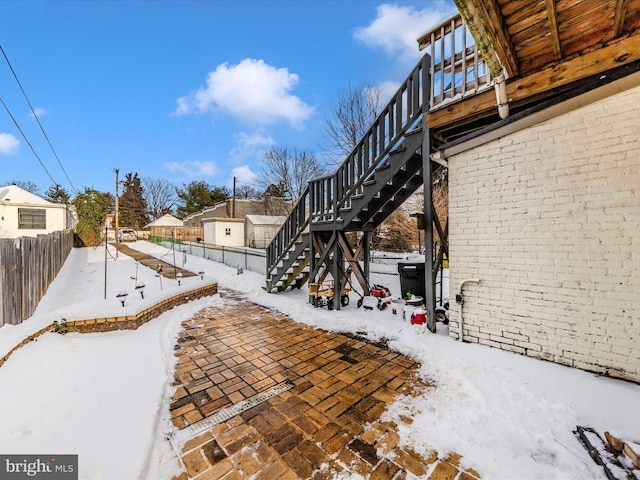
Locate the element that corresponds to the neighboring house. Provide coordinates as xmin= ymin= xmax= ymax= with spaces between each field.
xmin=183 ymin=196 xmax=291 ymax=228
xmin=145 ymin=213 xmax=185 ymax=242
xmin=0 ymin=185 xmax=68 ymax=238
xmin=145 ymin=213 xmax=184 ymax=229
xmin=245 ymin=215 xmax=286 ymax=249
xmin=202 ymin=218 xmax=244 ymax=247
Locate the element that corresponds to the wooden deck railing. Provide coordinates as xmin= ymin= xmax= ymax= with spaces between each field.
xmin=423 ymin=14 xmax=492 ymax=109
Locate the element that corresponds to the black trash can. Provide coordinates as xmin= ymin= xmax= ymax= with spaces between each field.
xmin=398 ymin=261 xmax=426 ymax=298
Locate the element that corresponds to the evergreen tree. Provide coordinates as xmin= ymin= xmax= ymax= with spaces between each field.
xmin=119 ymin=172 xmax=149 ymax=230
xmin=263 ymin=182 xmax=287 ymax=198
xmin=175 ymin=181 xmax=229 ymax=218
xmin=72 ymin=187 xmax=111 ymax=246
xmin=45 ymin=183 xmax=70 ymax=204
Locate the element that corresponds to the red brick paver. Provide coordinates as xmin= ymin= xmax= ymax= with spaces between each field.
xmin=168 ymin=293 xmax=479 ymax=479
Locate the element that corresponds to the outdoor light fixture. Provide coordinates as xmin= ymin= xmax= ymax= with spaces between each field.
xmin=198 ymin=271 xmax=205 ymax=280
xmin=176 ymin=272 xmax=183 ymax=286
xmin=155 ymin=273 xmax=163 ymax=290
xmin=116 ymin=291 xmax=128 ymax=307
xmin=135 ymin=282 xmax=145 ymax=299
xmin=130 ymin=262 xmax=139 ymax=282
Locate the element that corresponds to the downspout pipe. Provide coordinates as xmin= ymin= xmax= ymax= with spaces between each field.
xmin=456 ymin=278 xmax=480 ymax=342
xmin=494 ymin=73 xmax=509 ymax=119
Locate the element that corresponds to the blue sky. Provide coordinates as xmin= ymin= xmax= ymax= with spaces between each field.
xmin=0 ymin=1 xmax=455 ymax=197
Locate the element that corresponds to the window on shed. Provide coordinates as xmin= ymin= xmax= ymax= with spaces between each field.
xmin=18 ymin=208 xmax=46 ymax=229
xmin=225 ymin=227 xmax=231 ymax=236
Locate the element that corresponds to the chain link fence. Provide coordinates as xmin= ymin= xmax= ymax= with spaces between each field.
xmin=149 ymin=238 xmax=449 ymax=306
xmin=150 ymin=238 xmax=266 ymax=274
xmin=368 ymin=252 xmax=449 ymax=306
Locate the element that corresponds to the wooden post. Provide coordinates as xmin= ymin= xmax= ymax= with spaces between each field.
xmin=114 ymin=168 xmax=120 ymax=242
xmin=422 ymin=119 xmax=436 ymax=333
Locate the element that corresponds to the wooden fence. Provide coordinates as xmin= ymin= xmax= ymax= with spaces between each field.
xmin=149 ymin=226 xmax=203 ymax=242
xmin=0 ymin=230 xmax=74 ymax=327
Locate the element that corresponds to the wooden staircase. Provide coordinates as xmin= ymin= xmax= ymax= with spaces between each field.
xmin=266 ymin=52 xmax=431 ymax=294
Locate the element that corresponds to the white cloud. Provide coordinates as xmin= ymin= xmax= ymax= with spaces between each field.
xmin=354 ymin=3 xmax=455 ymax=61
xmin=231 ymin=165 xmax=258 ymax=185
xmin=229 ymin=131 xmax=275 ymax=164
xmin=173 ymin=58 xmax=315 ymax=127
xmin=0 ymin=133 xmax=19 ymax=156
xmin=29 ymin=107 xmax=48 ymax=118
xmin=372 ymin=81 xmax=401 ymax=106
xmin=164 ymin=160 xmax=221 ymax=178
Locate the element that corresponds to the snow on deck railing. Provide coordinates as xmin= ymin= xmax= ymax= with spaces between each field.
xmin=421 ymin=14 xmax=493 ymax=110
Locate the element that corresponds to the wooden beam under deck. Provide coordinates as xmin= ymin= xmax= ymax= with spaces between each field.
xmin=427 ymin=33 xmax=640 ymax=131
xmin=545 ymin=0 xmax=562 ymax=61
xmin=472 ymin=0 xmax=519 ymax=77
xmin=614 ymin=0 xmax=630 ymax=37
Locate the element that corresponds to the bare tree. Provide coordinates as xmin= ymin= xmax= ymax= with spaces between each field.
xmin=142 ymin=177 xmax=177 ymax=220
xmin=376 ymin=209 xmax=416 ymax=252
xmin=259 ymin=147 xmax=325 ymax=200
xmin=412 ymin=175 xmax=448 ymax=245
xmin=322 ymin=83 xmax=382 ymax=163
xmin=235 ymin=184 xmax=260 ymax=199
xmin=7 ymin=180 xmax=40 ymax=194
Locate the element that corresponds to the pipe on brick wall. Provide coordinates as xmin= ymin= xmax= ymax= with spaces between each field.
xmin=457 ymin=278 xmax=480 ymax=342
xmin=494 ymin=74 xmax=510 ymax=119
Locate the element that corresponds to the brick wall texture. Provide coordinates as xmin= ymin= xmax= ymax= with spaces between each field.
xmin=448 ymin=83 xmax=640 ymax=382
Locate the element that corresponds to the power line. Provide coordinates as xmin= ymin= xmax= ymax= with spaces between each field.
xmin=0 ymin=96 xmax=58 ymax=187
xmin=0 ymin=44 xmax=78 ymax=194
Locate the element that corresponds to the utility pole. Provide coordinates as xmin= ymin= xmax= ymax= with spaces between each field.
xmin=232 ymin=176 xmax=236 ymax=218
xmin=115 ymin=168 xmax=120 ymax=242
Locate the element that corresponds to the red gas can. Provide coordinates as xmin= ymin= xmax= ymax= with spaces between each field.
xmin=410 ymin=309 xmax=427 ymax=325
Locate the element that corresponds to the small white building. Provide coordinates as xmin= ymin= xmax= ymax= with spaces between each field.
xmin=145 ymin=213 xmax=183 ymax=229
xmin=245 ymin=215 xmax=286 ymax=248
xmin=0 ymin=185 xmax=68 ymax=238
xmin=202 ymin=217 xmax=244 ymax=247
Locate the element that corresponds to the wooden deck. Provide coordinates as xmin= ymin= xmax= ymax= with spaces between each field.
xmin=112 ymin=242 xmax=197 ymax=279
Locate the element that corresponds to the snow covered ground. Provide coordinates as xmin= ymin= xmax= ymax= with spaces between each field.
xmin=0 ymin=241 xmax=638 ymax=479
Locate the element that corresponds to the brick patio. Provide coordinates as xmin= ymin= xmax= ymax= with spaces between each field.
xmin=168 ymin=291 xmax=479 ymax=479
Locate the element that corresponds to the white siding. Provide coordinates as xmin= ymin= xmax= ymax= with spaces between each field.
xmin=0 ymin=204 xmax=67 ymax=238
xmin=202 ymin=219 xmax=244 ymax=247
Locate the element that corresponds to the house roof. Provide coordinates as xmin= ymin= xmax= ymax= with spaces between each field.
xmin=0 ymin=185 xmax=52 ymax=205
xmin=245 ymin=215 xmax=286 ymax=226
xmin=145 ymin=214 xmax=183 ymax=228
xmin=201 ymin=217 xmax=244 ymax=224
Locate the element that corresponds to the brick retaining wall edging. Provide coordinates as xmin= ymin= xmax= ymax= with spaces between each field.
xmin=0 ymin=283 xmax=218 ymax=369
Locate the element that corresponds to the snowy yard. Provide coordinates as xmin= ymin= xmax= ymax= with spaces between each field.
xmin=0 ymin=241 xmax=638 ymax=479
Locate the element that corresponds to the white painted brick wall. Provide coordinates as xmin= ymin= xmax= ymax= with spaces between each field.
xmin=448 ymin=83 xmax=640 ymax=382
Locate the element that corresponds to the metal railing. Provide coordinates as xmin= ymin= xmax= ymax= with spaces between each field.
xmin=151 ymin=238 xmax=267 ymax=275
xmin=309 ymin=52 xmax=431 ymax=226
xmin=265 ymin=186 xmax=309 ymax=279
